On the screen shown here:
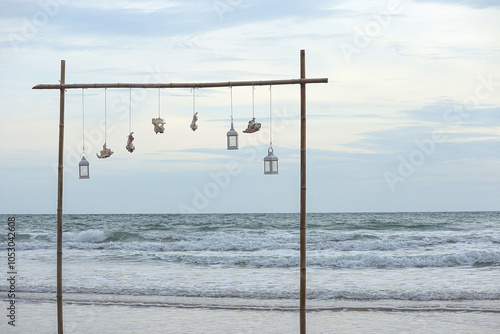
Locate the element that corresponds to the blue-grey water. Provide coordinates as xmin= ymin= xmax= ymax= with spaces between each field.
xmin=1 ymin=212 xmax=499 ymax=333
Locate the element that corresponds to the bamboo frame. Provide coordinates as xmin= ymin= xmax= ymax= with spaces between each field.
xmin=56 ymin=60 xmax=65 ymax=334
xmin=300 ymin=49 xmax=307 ymax=334
xmin=32 ymin=78 xmax=327 ymax=90
xmin=33 ymin=50 xmax=327 ymax=334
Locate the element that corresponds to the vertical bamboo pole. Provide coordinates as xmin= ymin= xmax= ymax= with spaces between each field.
xmin=299 ymin=49 xmax=307 ymax=334
xmin=57 ymin=60 xmax=65 ymax=334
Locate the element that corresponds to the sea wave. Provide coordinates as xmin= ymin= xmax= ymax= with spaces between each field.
xmin=15 ymin=229 xmax=500 ymax=254
xmin=148 ymin=250 xmax=500 ymax=268
xmin=8 ymin=286 xmax=500 ymax=302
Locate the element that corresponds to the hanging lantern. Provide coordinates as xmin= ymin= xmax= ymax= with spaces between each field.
xmin=263 ymin=147 xmax=278 ymax=174
xmin=263 ymin=86 xmax=278 ymax=174
xmin=227 ymin=118 xmax=238 ymax=150
xmin=78 ymin=155 xmax=90 ymax=179
xmin=79 ymin=89 xmax=90 ymax=179
xmin=226 ymin=86 xmax=238 ymax=150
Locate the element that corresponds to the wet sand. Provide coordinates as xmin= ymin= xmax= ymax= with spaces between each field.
xmin=3 ymin=300 xmax=499 ymax=334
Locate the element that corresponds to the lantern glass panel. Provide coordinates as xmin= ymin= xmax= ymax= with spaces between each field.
xmin=272 ymin=160 xmax=278 ymax=173
xmin=79 ymin=165 xmax=89 ymax=178
xmin=264 ymin=161 xmax=271 ymax=173
xmin=263 ymin=147 xmax=278 ymax=175
xmin=229 ymin=135 xmax=237 ymax=148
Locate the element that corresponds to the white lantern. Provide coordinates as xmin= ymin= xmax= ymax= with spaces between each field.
xmin=78 ymin=155 xmax=90 ymax=179
xmin=263 ymin=147 xmax=278 ymax=174
xmin=79 ymin=89 xmax=90 ymax=179
xmin=226 ymin=86 xmax=238 ymax=150
xmin=227 ymin=120 xmax=239 ymax=150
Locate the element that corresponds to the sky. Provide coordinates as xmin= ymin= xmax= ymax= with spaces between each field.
xmin=1 ymin=0 xmax=499 ymax=214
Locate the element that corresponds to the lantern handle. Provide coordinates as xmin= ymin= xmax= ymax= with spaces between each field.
xmin=268 ymin=146 xmax=274 ymax=154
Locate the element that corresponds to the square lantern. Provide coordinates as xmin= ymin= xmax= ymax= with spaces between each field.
xmin=263 ymin=147 xmax=278 ymax=174
xmin=78 ymin=156 xmax=90 ymax=179
xmin=227 ymin=122 xmax=239 ymax=150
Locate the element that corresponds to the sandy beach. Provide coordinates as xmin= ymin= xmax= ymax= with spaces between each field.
xmin=4 ymin=300 xmax=500 ymax=334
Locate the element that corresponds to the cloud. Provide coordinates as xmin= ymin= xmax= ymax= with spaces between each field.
xmin=401 ymin=102 xmax=500 ymax=127
xmin=415 ymin=0 xmax=500 ymax=8
xmin=343 ymin=102 xmax=500 ymax=164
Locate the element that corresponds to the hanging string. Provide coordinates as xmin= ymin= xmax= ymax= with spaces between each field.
xmin=189 ymin=87 xmax=199 ymax=132
xmin=269 ymin=85 xmax=272 ymax=146
xmin=252 ymin=83 xmax=255 ymax=119
xmin=104 ymin=88 xmax=107 ymax=143
xmin=230 ymin=85 xmax=233 ymax=121
xmin=192 ymin=88 xmax=196 ymax=115
xmin=158 ymin=85 xmax=161 ymax=118
xmin=82 ymin=89 xmax=85 ymax=154
xmin=129 ymin=88 xmax=132 ymax=133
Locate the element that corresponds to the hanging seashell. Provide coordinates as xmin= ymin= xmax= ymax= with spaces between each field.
xmin=125 ymin=132 xmax=135 ymax=153
xmin=190 ymin=112 xmax=198 ymax=131
xmin=243 ymin=117 xmax=261 ymax=133
xmin=96 ymin=143 xmax=113 ymax=159
xmin=152 ymin=117 xmax=165 ymax=134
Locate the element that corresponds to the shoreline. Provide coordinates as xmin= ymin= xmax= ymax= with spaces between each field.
xmin=6 ymin=292 xmax=500 ymax=313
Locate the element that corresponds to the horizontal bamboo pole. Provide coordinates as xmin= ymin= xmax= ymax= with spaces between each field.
xmin=32 ymin=78 xmax=328 ymax=90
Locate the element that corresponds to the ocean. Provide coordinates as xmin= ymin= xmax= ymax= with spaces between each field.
xmin=1 ymin=212 xmax=499 ymax=333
